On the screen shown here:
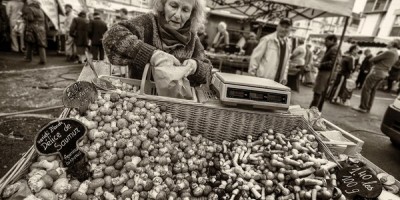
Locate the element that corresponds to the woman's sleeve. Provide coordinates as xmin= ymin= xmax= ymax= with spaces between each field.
xmin=188 ymin=37 xmax=213 ymax=86
xmin=102 ymin=16 xmax=157 ymax=70
xmin=69 ymin=18 xmax=76 ymax=37
xmin=224 ymin=31 xmax=230 ymax=45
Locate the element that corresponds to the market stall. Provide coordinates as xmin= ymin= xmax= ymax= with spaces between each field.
xmin=1 ymin=58 xmax=400 ymax=199
xmin=1 ymin=0 xmax=400 ymax=199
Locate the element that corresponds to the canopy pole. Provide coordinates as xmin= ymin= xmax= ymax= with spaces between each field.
xmin=320 ymin=16 xmax=350 ymax=111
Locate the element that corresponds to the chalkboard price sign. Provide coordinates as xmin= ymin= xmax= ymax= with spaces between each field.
xmin=62 ymin=81 xmax=97 ymax=113
xmin=35 ymin=119 xmax=90 ymax=180
xmin=337 ymin=166 xmax=383 ymax=199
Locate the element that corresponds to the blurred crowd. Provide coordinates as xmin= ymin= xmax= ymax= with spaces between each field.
xmin=0 ymin=1 xmax=117 ymax=64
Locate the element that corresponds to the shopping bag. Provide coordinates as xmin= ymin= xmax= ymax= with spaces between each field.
xmin=152 ymin=64 xmax=193 ymax=100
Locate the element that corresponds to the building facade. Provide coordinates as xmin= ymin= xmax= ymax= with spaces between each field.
xmin=357 ymin=0 xmax=400 ymax=37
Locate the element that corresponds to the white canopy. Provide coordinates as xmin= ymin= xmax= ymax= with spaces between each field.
xmin=208 ymin=0 xmax=356 ymax=21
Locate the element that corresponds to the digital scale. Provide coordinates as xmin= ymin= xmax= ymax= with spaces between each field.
xmin=210 ymin=72 xmax=291 ymax=110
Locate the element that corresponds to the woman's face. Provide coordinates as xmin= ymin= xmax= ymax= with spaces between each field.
xmin=164 ymin=0 xmax=195 ymax=30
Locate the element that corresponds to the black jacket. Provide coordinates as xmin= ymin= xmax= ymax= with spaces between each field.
xmin=319 ymin=44 xmax=341 ymax=71
xmin=360 ymin=54 xmax=373 ymax=73
xmin=88 ymin=18 xmax=107 ymax=46
xmin=0 ymin=4 xmax=9 ymax=34
xmin=70 ymin=16 xmax=89 ymax=47
xmin=340 ymin=54 xmax=355 ymax=78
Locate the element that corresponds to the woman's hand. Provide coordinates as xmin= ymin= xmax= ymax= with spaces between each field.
xmin=150 ymin=50 xmax=181 ymax=67
xmin=182 ymin=59 xmax=197 ymax=77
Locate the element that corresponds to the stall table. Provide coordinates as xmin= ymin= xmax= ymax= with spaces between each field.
xmin=205 ymin=52 xmax=250 ymax=74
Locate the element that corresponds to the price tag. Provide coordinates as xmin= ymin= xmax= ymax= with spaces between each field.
xmin=337 ymin=166 xmax=383 ymax=199
xmin=62 ymin=81 xmax=97 ymax=113
xmin=92 ymin=77 xmax=117 ymax=91
xmin=34 ymin=119 xmax=90 ymax=181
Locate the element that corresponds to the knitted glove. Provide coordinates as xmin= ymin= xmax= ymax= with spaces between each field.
xmin=150 ymin=50 xmax=181 ymax=67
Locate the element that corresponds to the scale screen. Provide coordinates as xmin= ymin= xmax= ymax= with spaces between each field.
xmin=227 ymin=87 xmax=288 ymax=104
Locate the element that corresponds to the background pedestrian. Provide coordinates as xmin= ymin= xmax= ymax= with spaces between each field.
xmin=211 ymin=21 xmax=229 ymax=52
xmin=22 ymin=0 xmax=47 ymax=64
xmin=353 ymin=39 xmax=400 ymax=113
xmin=249 ymin=18 xmax=292 ymax=85
xmin=310 ymin=34 xmax=341 ymax=111
xmin=0 ymin=0 xmax=10 ymax=50
xmin=64 ymin=4 xmax=77 ymax=62
xmin=386 ymin=56 xmax=400 ymax=93
xmin=356 ymin=49 xmax=373 ymax=89
xmin=302 ymin=44 xmax=314 ymax=85
xmin=329 ymin=44 xmax=360 ymax=104
xmin=70 ymin=11 xmax=89 ymax=64
xmin=6 ymin=0 xmax=24 ymax=52
xmin=88 ymin=12 xmax=107 ymax=60
xmin=242 ymin=32 xmax=258 ymax=56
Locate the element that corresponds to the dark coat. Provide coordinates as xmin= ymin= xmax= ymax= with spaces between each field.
xmin=360 ymin=54 xmax=373 ymax=73
xmin=88 ymin=18 xmax=107 ymax=46
xmin=70 ymin=16 xmax=89 ymax=47
xmin=319 ymin=44 xmax=341 ymax=71
xmin=339 ymin=54 xmax=355 ymax=78
xmin=0 ymin=4 xmax=9 ymax=35
xmin=23 ymin=2 xmax=47 ymax=47
xmin=313 ymin=44 xmax=341 ymax=94
xmin=103 ymin=13 xmax=212 ymax=86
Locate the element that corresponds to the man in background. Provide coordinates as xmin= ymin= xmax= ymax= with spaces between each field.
xmin=302 ymin=44 xmax=314 ymax=85
xmin=6 ymin=0 xmax=24 ymax=52
xmin=356 ymin=49 xmax=373 ymax=89
xmin=242 ymin=32 xmax=258 ymax=56
xmin=64 ymin=4 xmax=76 ymax=62
xmin=249 ymin=18 xmax=292 ymax=85
xmin=0 ymin=0 xmax=10 ymax=50
xmin=88 ymin=12 xmax=107 ymax=60
xmin=310 ymin=34 xmax=341 ymax=111
xmin=353 ymin=39 xmax=400 ymax=113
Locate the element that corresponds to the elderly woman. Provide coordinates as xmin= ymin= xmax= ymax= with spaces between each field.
xmin=103 ymin=0 xmax=212 ymax=86
xmin=211 ymin=21 xmax=229 ymax=52
xmin=22 ymin=0 xmax=47 ymax=64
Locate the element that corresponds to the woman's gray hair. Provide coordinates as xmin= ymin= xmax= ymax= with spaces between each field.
xmin=152 ymin=0 xmax=207 ymax=32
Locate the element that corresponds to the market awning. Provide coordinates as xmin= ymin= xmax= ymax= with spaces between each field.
xmin=309 ymin=34 xmax=390 ymax=48
xmin=208 ymin=0 xmax=356 ymax=22
xmin=39 ymin=0 xmax=62 ymax=30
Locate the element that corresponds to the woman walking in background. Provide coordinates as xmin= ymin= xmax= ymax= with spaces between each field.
xmin=69 ymin=11 xmax=89 ymax=64
xmin=329 ymin=44 xmax=359 ymax=104
xmin=22 ymin=0 xmax=46 ymax=64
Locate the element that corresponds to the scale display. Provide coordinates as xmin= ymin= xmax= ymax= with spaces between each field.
xmin=227 ymin=87 xmax=288 ymax=104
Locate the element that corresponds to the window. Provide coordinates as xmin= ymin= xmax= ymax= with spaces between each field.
xmin=364 ymin=0 xmax=391 ymax=12
xmin=364 ymin=0 xmax=375 ymax=12
xmin=374 ymin=0 xmax=387 ymax=11
xmin=390 ymin=15 xmax=400 ymax=36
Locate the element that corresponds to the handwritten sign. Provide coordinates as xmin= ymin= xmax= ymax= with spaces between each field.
xmin=92 ymin=78 xmax=117 ymax=91
xmin=337 ymin=166 xmax=383 ymax=199
xmin=35 ymin=119 xmax=90 ymax=181
xmin=62 ymin=81 xmax=97 ymax=113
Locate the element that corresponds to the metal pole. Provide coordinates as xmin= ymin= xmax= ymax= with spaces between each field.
xmin=319 ymin=16 xmax=349 ymax=111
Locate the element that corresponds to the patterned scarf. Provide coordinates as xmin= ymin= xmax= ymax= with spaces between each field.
xmin=157 ymin=14 xmax=192 ymax=50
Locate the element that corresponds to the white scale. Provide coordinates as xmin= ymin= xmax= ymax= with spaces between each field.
xmin=210 ymin=72 xmax=291 ymax=110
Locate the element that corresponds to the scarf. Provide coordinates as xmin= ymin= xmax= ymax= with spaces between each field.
xmin=157 ymin=14 xmax=192 ymax=50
